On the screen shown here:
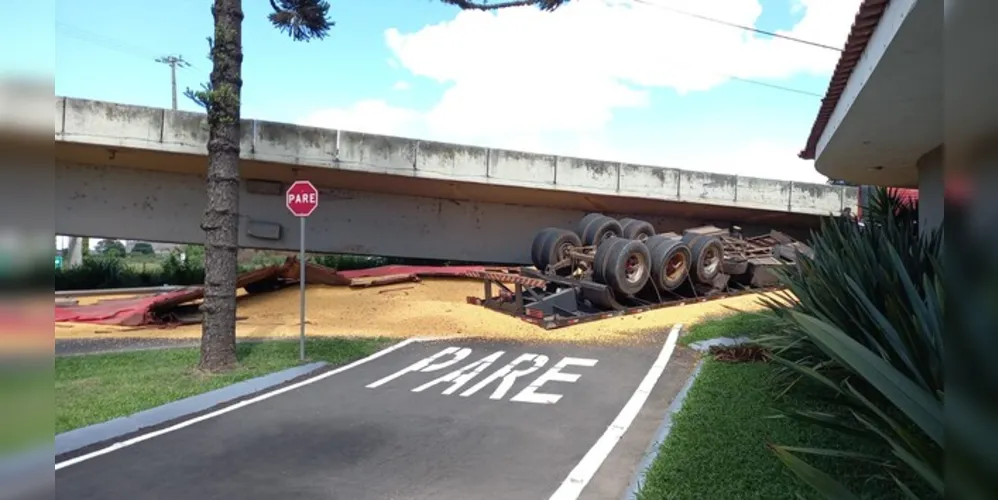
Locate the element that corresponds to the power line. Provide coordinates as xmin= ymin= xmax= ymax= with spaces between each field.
xmin=54 ymin=18 xmax=819 ymax=100
xmin=56 ymin=22 xmax=202 ymax=71
xmin=56 ymin=22 xmax=160 ymax=60
xmin=632 ymin=0 xmax=844 ymax=52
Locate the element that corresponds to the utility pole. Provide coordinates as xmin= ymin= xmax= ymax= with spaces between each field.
xmin=155 ymin=55 xmax=190 ymax=110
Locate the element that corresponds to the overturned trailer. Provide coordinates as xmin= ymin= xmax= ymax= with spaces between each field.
xmin=466 ymin=213 xmax=811 ymax=329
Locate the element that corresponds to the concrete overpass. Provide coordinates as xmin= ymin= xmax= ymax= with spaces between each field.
xmin=55 ymin=97 xmax=858 ymax=264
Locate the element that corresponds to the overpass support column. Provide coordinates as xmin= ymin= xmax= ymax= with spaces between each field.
xmin=916 ymin=146 xmax=944 ymax=236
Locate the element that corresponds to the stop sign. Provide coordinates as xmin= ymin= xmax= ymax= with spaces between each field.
xmin=286 ymin=180 xmax=319 ymax=217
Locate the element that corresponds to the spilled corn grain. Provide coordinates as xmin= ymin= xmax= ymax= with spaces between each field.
xmin=55 ymin=279 xmax=774 ymax=345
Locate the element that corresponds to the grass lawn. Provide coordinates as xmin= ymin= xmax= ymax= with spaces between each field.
xmin=0 ymin=365 xmax=52 ymax=456
xmin=56 ymin=337 xmax=392 ymax=434
xmin=678 ymin=310 xmax=780 ymax=347
xmin=637 ymin=313 xmax=905 ymax=500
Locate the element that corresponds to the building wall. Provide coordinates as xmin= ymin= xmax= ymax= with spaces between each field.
xmin=917 ymin=146 xmax=944 ymax=234
xmin=54 ymin=162 xmax=813 ymax=264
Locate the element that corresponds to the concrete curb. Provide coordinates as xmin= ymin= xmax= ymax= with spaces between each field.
xmin=621 ymin=358 xmax=705 ymax=500
xmin=54 ymin=361 xmax=328 ymax=457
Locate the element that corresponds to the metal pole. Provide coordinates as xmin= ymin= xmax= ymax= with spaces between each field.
xmin=299 ymin=216 xmax=306 ymax=361
xmin=170 ymin=62 xmax=178 ymax=110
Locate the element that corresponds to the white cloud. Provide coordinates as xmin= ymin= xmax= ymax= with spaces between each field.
xmin=302 ymin=0 xmax=858 ymax=182
xmin=392 ymin=80 xmax=410 ymax=91
xmin=299 ymin=99 xmax=420 ymax=136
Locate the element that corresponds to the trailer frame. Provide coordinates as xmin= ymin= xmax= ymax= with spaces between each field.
xmin=465 ymin=267 xmax=783 ymax=330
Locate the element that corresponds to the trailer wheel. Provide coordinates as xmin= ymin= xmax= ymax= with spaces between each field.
xmin=576 ymin=213 xmax=605 ymax=238
xmin=621 ymin=219 xmax=656 ymax=241
xmin=531 ymin=228 xmax=561 ymax=269
xmin=683 ymin=233 xmax=724 ymax=285
xmin=538 ymin=229 xmax=582 ymax=275
xmin=581 ymin=215 xmax=622 ymax=246
xmin=650 ymin=239 xmax=691 ymax=291
xmin=597 ymin=239 xmax=651 ymax=296
xmin=644 ymin=233 xmax=680 ymax=254
xmin=593 ymin=237 xmax=623 ymax=285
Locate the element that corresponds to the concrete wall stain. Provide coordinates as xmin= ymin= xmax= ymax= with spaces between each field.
xmin=572 ymin=158 xmax=615 ymax=178
xmin=168 ymin=113 xmax=209 ymax=144
xmin=417 ymin=140 xmax=460 ymax=162
xmin=297 ymin=126 xmax=334 ymax=150
xmin=794 ymin=183 xmax=838 ymax=199
xmin=257 ymin=121 xmax=300 ymax=145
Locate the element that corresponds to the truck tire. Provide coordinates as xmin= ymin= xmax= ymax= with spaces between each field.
xmin=683 ymin=233 xmax=724 ymax=285
xmin=650 ymin=238 xmax=691 ymax=291
xmin=531 ymin=228 xmax=560 ymax=269
xmin=644 ymin=233 xmax=680 ymax=253
xmin=599 ymin=239 xmax=651 ymax=296
xmin=621 ymin=218 xmax=656 ymax=241
xmin=576 ymin=213 xmax=605 ymax=238
xmin=581 ymin=215 xmax=622 ymax=246
xmin=538 ymin=229 xmax=581 ymax=275
xmin=592 ymin=237 xmax=623 ymax=285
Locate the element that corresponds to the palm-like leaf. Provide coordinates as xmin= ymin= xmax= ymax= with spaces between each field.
xmin=753 ymin=188 xmax=943 ymax=498
xmin=268 ymin=0 xmax=334 ymax=41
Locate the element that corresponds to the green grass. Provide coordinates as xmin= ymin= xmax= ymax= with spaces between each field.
xmin=56 ymin=337 xmax=392 ymax=434
xmin=0 ymin=365 xmax=52 ymax=455
xmin=635 ymin=359 xmax=904 ymax=500
xmin=680 ymin=310 xmax=781 ymax=346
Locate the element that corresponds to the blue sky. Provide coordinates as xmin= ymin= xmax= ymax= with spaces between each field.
xmin=41 ymin=0 xmax=859 ymax=183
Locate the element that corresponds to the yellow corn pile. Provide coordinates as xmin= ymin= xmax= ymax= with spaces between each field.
xmin=55 ymin=279 xmax=775 ymax=345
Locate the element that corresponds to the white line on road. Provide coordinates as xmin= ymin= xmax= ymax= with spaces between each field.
xmin=548 ymin=324 xmax=683 ymax=500
xmin=55 ymin=337 xmax=430 ymax=471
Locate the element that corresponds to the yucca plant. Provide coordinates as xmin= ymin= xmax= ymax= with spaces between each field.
xmin=754 ymin=187 xmax=943 ymax=498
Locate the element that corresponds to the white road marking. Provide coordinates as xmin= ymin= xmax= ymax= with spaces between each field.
xmin=459 ymin=353 xmax=549 ymax=400
xmin=412 ymin=351 xmax=506 ymax=395
xmin=548 ymin=324 xmax=683 ymax=500
xmin=365 ymin=346 xmax=471 ymax=388
xmin=510 ymin=357 xmax=598 ymax=405
xmin=55 ymin=337 xmax=430 ymax=471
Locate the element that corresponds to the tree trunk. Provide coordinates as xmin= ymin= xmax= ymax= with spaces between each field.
xmin=198 ymin=0 xmax=244 ymax=372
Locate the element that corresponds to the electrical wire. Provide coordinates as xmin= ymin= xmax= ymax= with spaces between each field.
xmin=55 ymin=15 xmax=819 ymax=98
xmin=632 ymin=0 xmax=843 ymax=52
xmin=56 ymin=22 xmax=202 ymax=71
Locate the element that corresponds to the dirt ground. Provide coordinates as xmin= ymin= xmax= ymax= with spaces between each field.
xmin=54 ymin=279 xmax=777 ymax=345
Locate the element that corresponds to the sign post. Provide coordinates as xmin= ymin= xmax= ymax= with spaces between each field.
xmin=285 ymin=180 xmax=319 ymax=361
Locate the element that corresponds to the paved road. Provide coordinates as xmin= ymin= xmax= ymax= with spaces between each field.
xmin=53 ymin=332 xmax=695 ymax=500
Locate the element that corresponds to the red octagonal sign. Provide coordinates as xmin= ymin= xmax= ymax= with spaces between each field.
xmin=286 ymin=180 xmax=319 ymax=217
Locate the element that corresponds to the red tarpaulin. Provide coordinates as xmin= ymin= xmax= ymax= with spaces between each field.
xmin=338 ymin=265 xmax=488 ymax=279
xmin=54 ymin=288 xmax=202 ymax=326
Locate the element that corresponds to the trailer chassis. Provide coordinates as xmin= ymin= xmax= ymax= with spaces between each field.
xmin=465 ymin=267 xmax=782 ymax=330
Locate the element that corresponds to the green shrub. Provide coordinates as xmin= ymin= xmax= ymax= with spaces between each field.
xmin=55 ymin=253 xmax=205 ymax=290
xmin=757 ymin=187 xmax=943 ymax=499
xmin=130 ymin=242 xmax=155 ymax=255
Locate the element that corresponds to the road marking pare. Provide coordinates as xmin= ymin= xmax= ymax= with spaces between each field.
xmin=365 ymin=347 xmax=597 ymax=404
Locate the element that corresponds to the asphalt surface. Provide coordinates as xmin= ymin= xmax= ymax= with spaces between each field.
xmin=53 ymin=332 xmax=695 ymax=500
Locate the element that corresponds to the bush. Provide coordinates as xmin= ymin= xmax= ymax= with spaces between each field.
xmin=757 ymin=187 xmax=943 ymax=499
xmin=131 ymin=242 xmax=155 ymax=255
xmin=55 ymin=253 xmax=206 ymax=290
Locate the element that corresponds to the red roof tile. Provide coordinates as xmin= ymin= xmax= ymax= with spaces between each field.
xmin=799 ymin=0 xmax=892 ymax=160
